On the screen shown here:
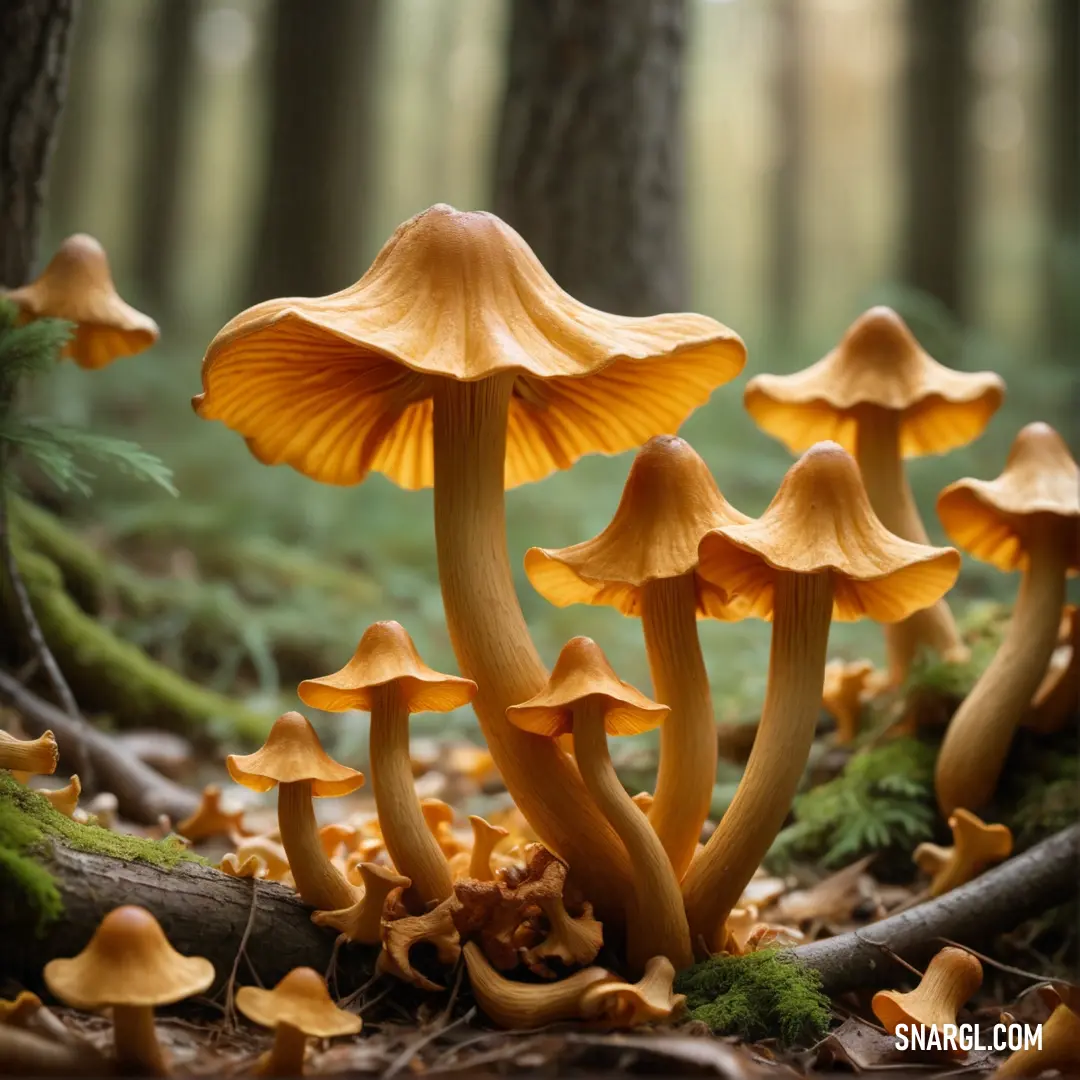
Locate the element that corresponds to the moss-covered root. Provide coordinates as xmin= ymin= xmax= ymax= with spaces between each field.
xmin=1 ymin=545 xmax=269 ymax=743
xmin=674 ymin=949 xmax=831 ymax=1047
xmin=0 ymin=771 xmax=201 ymax=933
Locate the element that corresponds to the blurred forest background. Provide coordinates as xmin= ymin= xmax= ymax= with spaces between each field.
xmin=15 ymin=0 xmax=1080 ymax=747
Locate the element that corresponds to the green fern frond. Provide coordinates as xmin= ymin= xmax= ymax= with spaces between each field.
xmin=0 ymin=299 xmax=72 ymax=393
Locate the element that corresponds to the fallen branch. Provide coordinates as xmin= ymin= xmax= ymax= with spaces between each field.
xmin=794 ymin=823 xmax=1080 ymax=994
xmin=0 ymin=669 xmax=199 ymax=824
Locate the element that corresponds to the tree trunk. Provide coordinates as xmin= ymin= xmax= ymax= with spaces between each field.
xmin=246 ymin=0 xmax=381 ymax=303
xmin=0 ymin=0 xmax=76 ymax=289
xmin=901 ymin=0 xmax=973 ymax=317
xmin=493 ymin=0 xmax=688 ymax=316
xmin=132 ymin=0 xmax=198 ymax=318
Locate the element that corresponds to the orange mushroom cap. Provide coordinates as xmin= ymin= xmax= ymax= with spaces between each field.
xmin=194 ymin=204 xmax=745 ymax=491
xmin=524 ymin=434 xmax=752 ymax=618
xmin=297 ymin=621 xmax=476 ymax=713
xmin=43 ymin=906 xmax=214 ymax=1009
xmin=176 ymin=784 xmax=247 ymax=841
xmin=235 ymin=967 xmax=362 ymax=1037
xmin=0 ymin=730 xmax=58 ymax=776
xmin=697 ymin=442 xmax=961 ymax=622
xmin=506 ymin=636 xmax=668 ymax=738
xmin=5 ymin=235 xmax=159 ymax=370
xmin=937 ymin=422 xmax=1080 ymax=575
xmin=743 ymin=307 xmax=1004 ymax=457
xmin=226 ymin=711 xmax=364 ymax=796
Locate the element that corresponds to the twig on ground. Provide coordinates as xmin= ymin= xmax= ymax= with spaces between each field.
xmin=383 ymin=1007 xmax=477 ymax=1080
xmin=933 ymin=937 xmax=1055 ymax=983
xmin=225 ymin=879 xmax=261 ymax=1028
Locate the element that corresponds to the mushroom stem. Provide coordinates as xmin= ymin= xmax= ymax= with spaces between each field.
xmin=682 ymin=571 xmax=833 ymax=952
xmin=572 ymin=697 xmax=692 ymax=972
xmin=432 ymin=374 xmax=631 ymax=917
xmin=369 ymin=683 xmax=452 ymax=907
xmin=112 ymin=1004 xmax=166 ymax=1076
xmin=641 ymin=573 xmax=716 ymax=879
xmin=935 ymin=519 xmax=1069 ymax=815
xmin=855 ymin=405 xmax=967 ymax=681
xmin=277 ymin=781 xmax=355 ymax=911
xmin=262 ymin=1022 xmax=308 ymax=1078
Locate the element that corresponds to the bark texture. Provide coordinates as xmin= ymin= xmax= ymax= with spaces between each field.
xmin=0 ymin=0 xmax=76 ymax=287
xmin=494 ymin=0 xmax=688 ymax=315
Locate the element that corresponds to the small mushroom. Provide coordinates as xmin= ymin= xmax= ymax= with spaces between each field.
xmin=0 ymin=991 xmax=42 ymax=1027
xmin=220 ymin=852 xmax=268 ymax=880
xmin=377 ymin=895 xmax=463 ymax=991
xmin=631 ymin=791 xmax=654 ymax=814
xmin=176 ymin=784 xmax=248 ymax=842
xmin=1025 ymin=604 xmax=1079 ymax=734
xmin=871 ymin=947 xmax=983 ymax=1059
xmin=995 ymin=998 xmax=1080 ymax=1078
xmin=523 ymin=898 xmax=604 ymax=976
xmin=231 ymin=836 xmax=292 ymax=883
xmin=227 ymin=712 xmax=363 ymax=910
xmin=318 ymin=823 xmax=359 ymax=860
xmin=935 ymin=423 xmax=1080 ymax=813
xmin=312 ymin=863 xmax=411 ymax=945
xmin=821 ymin=659 xmax=878 ymax=745
xmin=463 ymin=942 xmax=618 ymax=1029
xmin=744 ymin=307 xmax=1002 ymax=683
xmin=235 ymin=967 xmax=362 ymax=1077
xmin=507 ymin=636 xmax=691 ymax=973
xmin=420 ymin=798 xmax=465 ymax=857
xmin=43 ymin=905 xmax=214 ymax=1076
xmin=5 ymin=234 xmax=159 ymax=369
xmin=581 ymin=956 xmax=686 ymax=1026
xmin=298 ymin=622 xmax=476 ymax=908
xmin=914 ymin=809 xmax=1013 ymax=897
xmin=0 ymin=730 xmax=58 ymax=776
xmin=464 ymin=815 xmax=510 ymax=882
xmin=40 ymin=775 xmax=81 ymax=817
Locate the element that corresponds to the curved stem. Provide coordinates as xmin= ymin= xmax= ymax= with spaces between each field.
xmin=112 ymin=1004 xmax=166 ymax=1076
xmin=935 ymin=520 xmax=1068 ymax=815
xmin=681 ymin=571 xmax=833 ymax=952
xmin=263 ymin=1023 xmax=308 ymax=1077
xmin=277 ymin=781 xmax=355 ymax=911
xmin=855 ymin=406 xmax=967 ymax=682
xmin=370 ymin=683 xmax=452 ymax=907
xmin=572 ymin=698 xmax=692 ymax=973
xmin=641 ymin=574 xmax=716 ymax=880
xmin=432 ymin=375 xmax=631 ymax=921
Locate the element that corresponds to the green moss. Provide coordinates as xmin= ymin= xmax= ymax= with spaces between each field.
xmin=0 ymin=772 xmax=203 ymax=933
xmin=675 ymin=950 xmax=831 ymax=1046
xmin=1001 ymin=747 xmax=1080 ymax=846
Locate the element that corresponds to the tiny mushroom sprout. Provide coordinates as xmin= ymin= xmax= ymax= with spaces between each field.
xmin=871 ymin=946 xmax=984 ymax=1060
xmin=821 ymin=658 xmax=878 ymax=745
xmin=681 ymin=442 xmax=961 ymax=951
xmin=0 ymin=730 xmax=58 ymax=776
xmin=194 ymin=203 xmax=745 ymax=922
xmin=935 ymin=422 xmax=1080 ymax=814
xmin=524 ymin=434 xmax=751 ymax=879
xmin=41 ymin=774 xmax=81 ymax=817
xmin=996 ymin=989 xmax=1080 ymax=1078
xmin=312 ymin=862 xmax=411 ymax=945
xmin=744 ymin=306 xmax=1003 ymax=684
xmin=914 ymin=808 xmax=1013 ymax=897
xmin=176 ymin=783 xmax=248 ymax=841
xmin=227 ymin=711 xmax=363 ymax=911
xmin=506 ymin=635 xmax=692 ymax=973
xmin=235 ymin=967 xmax=362 ymax=1077
xmin=43 ymin=905 xmax=214 ymax=1076
xmin=298 ymin=620 xmax=476 ymax=909
xmin=5 ymin=234 xmax=159 ymax=369
xmin=581 ymin=956 xmax=686 ymax=1027
xmin=463 ymin=814 xmax=510 ymax=881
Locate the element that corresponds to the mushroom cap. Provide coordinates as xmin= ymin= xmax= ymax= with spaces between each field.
xmin=226 ymin=711 xmax=364 ymax=796
xmin=524 ymin=435 xmax=753 ymax=618
xmin=0 ymin=730 xmax=59 ymax=776
xmin=235 ymin=967 xmax=362 ymax=1037
xmin=5 ymin=234 xmax=159 ymax=370
xmin=697 ymin=442 xmax=961 ymax=622
xmin=937 ymin=422 xmax=1080 ymax=574
xmin=950 ymin=808 xmax=1013 ymax=862
xmin=297 ymin=621 xmax=477 ymax=713
xmin=194 ymin=204 xmax=746 ymax=491
xmin=744 ymin=307 xmax=1004 ymax=457
xmin=506 ymin=636 xmax=668 ymax=738
xmin=43 ymin=906 xmax=214 ymax=1009
xmin=872 ymin=947 xmax=983 ymax=1039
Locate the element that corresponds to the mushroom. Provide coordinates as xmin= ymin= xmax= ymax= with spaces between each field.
xmin=1025 ymin=605 xmax=1079 ymax=734
xmin=996 ymin=999 xmax=1080 ymax=1078
xmin=377 ymin=895 xmax=463 ymax=991
xmin=871 ymin=947 xmax=984 ymax=1059
xmin=227 ymin=711 xmax=363 ymax=910
xmin=235 ymin=967 xmax=362 ymax=1077
xmin=913 ymin=808 xmax=1013 ymax=897
xmin=194 ymin=204 xmax=745 ymax=920
xmin=318 ymin=822 xmax=359 ymax=860
xmin=0 ymin=730 xmax=58 ymax=776
xmin=581 ymin=956 xmax=686 ymax=1026
xmin=40 ymin=774 xmax=80 ymax=817
xmin=463 ymin=942 xmax=618 ymax=1029
xmin=681 ymin=442 xmax=961 ymax=950
xmin=312 ymin=863 xmax=411 ymax=945
xmin=821 ymin=659 xmax=878 ymax=745
xmin=43 ymin=905 xmax=214 ymax=1076
xmin=744 ymin=307 xmax=1003 ymax=684
xmin=230 ymin=836 xmax=292 ymax=883
xmin=524 ymin=434 xmax=751 ymax=878
xmin=506 ymin=635 xmax=692 ymax=972
xmin=176 ymin=783 xmax=248 ymax=842
xmin=523 ymin=898 xmax=604 ymax=976
xmin=0 ymin=991 xmax=42 ymax=1027
xmin=220 ymin=852 xmax=268 ymax=880
xmin=420 ymin=798 xmax=465 ymax=857
xmin=448 ymin=814 xmax=511 ymax=882
xmin=631 ymin=791 xmax=654 ymax=814
xmin=298 ymin=621 xmax=476 ymax=908
xmin=5 ymin=234 xmax=159 ymax=369
xmin=935 ymin=422 xmax=1080 ymax=813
